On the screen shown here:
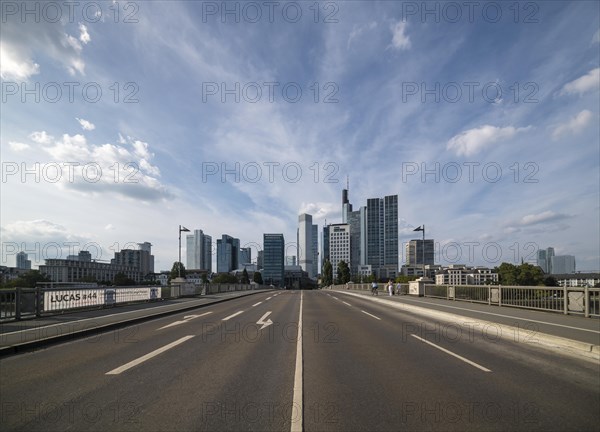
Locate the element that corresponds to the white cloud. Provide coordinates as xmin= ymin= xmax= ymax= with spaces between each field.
xmin=0 ymin=16 xmax=88 ymax=79
xmin=0 ymin=42 xmax=40 ymax=80
xmin=76 ymin=118 xmax=96 ymax=131
xmin=8 ymin=142 xmax=30 ymax=152
xmin=347 ymin=21 xmax=377 ymax=49
xmin=560 ymin=68 xmax=600 ymax=96
xmin=446 ymin=125 xmax=531 ymax=157
xmin=552 ymin=110 xmax=594 ymax=139
xmin=105 ymin=224 xmax=115 ymax=230
xmin=29 ymin=131 xmax=54 ymax=144
xmin=79 ymin=23 xmax=91 ymax=44
xmin=519 ymin=211 xmax=570 ymax=226
xmin=593 ymin=29 xmax=600 ymax=44
xmin=389 ymin=21 xmax=411 ymax=50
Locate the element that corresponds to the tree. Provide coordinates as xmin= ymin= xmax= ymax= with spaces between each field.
xmin=321 ymin=259 xmax=333 ymax=286
xmin=2 ymin=270 xmax=50 ymax=288
xmin=496 ymin=262 xmax=544 ymax=286
xmin=170 ymin=262 xmax=186 ymax=280
xmin=253 ymin=271 xmax=263 ymax=285
xmin=241 ymin=268 xmax=250 ymax=284
xmin=336 ymin=260 xmax=351 ymax=284
xmin=395 ymin=275 xmax=417 ymax=284
xmin=211 ymin=273 xmax=239 ymax=284
xmin=544 ymin=276 xmax=558 ymax=287
xmin=114 ymin=272 xmax=136 ymax=286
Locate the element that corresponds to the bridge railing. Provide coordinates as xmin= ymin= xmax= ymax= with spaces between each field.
xmin=328 ymin=283 xmax=600 ymax=318
xmin=0 ymin=282 xmax=261 ymax=322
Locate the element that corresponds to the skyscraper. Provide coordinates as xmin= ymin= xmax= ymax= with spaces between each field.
xmin=263 ymin=234 xmax=284 ymax=286
xmin=298 ymin=213 xmax=318 ymax=279
xmin=537 ymin=247 xmax=556 ymax=274
xmin=239 ymin=247 xmax=252 ymax=266
xmin=329 ymin=223 xmax=350 ymax=280
xmin=16 ymin=251 xmax=31 ymax=270
xmin=366 ymin=195 xmax=399 ymax=278
xmin=311 ymin=224 xmax=319 ymax=277
xmin=406 ymin=240 xmax=435 ymax=266
xmin=551 ymin=255 xmax=576 ymax=274
xmin=217 ymin=234 xmax=240 ymax=273
xmin=186 ymin=230 xmax=212 ymax=272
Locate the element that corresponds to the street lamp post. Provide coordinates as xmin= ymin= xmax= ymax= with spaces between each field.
xmin=179 ymin=225 xmax=190 ymax=278
xmin=413 ymin=225 xmax=426 ymax=279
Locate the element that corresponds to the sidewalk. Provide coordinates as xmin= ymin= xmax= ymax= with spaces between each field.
xmin=0 ymin=289 xmax=272 ymax=356
xmin=331 ymin=288 xmax=600 ymax=360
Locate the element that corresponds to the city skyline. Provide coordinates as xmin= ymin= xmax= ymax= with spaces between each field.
xmin=1 ymin=2 xmax=598 ymax=272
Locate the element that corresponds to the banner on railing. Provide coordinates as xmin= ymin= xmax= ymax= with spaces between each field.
xmin=44 ymin=289 xmax=105 ymax=311
xmin=43 ymin=287 xmax=161 ymax=311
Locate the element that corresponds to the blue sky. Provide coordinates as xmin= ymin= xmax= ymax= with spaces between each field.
xmin=1 ymin=1 xmax=599 ymax=272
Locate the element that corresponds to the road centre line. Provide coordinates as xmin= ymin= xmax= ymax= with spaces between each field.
xmin=106 ymin=335 xmax=195 ymax=375
xmin=342 ymin=301 xmax=352 ymax=306
xmin=361 ymin=310 xmax=381 ymax=320
xmin=252 ymin=302 xmax=263 ymax=307
xmin=222 ymin=311 xmax=244 ymax=321
xmin=411 ymin=334 xmax=492 ymax=372
xmin=291 ymin=291 xmax=303 ymax=432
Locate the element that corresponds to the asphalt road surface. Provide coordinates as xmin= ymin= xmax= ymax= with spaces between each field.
xmin=1 ymin=290 xmax=598 ymax=431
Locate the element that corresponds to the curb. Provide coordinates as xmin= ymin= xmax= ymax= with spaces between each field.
xmin=335 ymin=290 xmax=600 ymax=362
xmin=0 ymin=290 xmax=271 ymax=357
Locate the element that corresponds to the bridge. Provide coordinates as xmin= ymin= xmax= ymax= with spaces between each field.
xmin=1 ymin=287 xmax=599 ymax=431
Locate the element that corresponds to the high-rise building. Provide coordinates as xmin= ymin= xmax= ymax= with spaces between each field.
xmin=298 ymin=213 xmax=317 ymax=279
xmin=239 ymin=247 xmax=252 ymax=266
xmin=311 ymin=224 xmax=319 ymax=277
xmin=112 ymin=242 xmax=154 ymax=275
xmin=406 ymin=240 xmax=435 ymax=266
xmin=217 ymin=235 xmax=240 ymax=273
xmin=329 ymin=223 xmax=350 ymax=280
xmin=263 ymin=234 xmax=284 ymax=286
xmin=16 ymin=252 xmax=31 ymax=270
xmin=551 ymin=255 xmax=576 ymax=274
xmin=257 ymin=250 xmax=264 ymax=270
xmin=286 ymin=256 xmax=297 ymax=266
xmin=322 ymin=224 xmax=330 ymax=267
xmin=366 ymin=195 xmax=399 ymax=278
xmin=186 ymin=230 xmax=212 ymax=272
xmin=537 ymin=247 xmax=556 ymax=274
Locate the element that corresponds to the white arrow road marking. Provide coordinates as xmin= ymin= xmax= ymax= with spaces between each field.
xmin=257 ymin=311 xmax=273 ymax=330
xmin=106 ymin=335 xmax=195 ymax=375
xmin=158 ymin=312 xmax=212 ymax=330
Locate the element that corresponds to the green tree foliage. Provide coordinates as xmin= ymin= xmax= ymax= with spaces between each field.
xmin=170 ymin=262 xmax=186 ymax=280
xmin=211 ymin=273 xmax=239 ymax=284
xmin=322 ymin=259 xmax=333 ymax=286
xmin=241 ymin=268 xmax=250 ymax=284
xmin=336 ymin=260 xmax=351 ymax=284
xmin=114 ymin=272 xmax=136 ymax=286
xmin=253 ymin=271 xmax=263 ymax=285
xmin=543 ymin=276 xmax=558 ymax=287
xmin=496 ymin=262 xmax=545 ymax=286
xmin=395 ymin=275 xmax=417 ymax=283
xmin=2 ymin=270 xmax=50 ymax=288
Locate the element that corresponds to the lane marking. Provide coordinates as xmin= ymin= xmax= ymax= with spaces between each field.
xmin=291 ymin=290 xmax=303 ymax=432
xmin=266 ymin=297 xmax=273 ymax=301
xmin=106 ymin=335 xmax=194 ymax=375
xmin=252 ymin=302 xmax=263 ymax=307
xmin=342 ymin=301 xmax=352 ymax=306
xmin=157 ymin=311 xmax=212 ymax=330
xmin=257 ymin=311 xmax=273 ymax=330
xmin=402 ymin=298 xmax=600 ymax=334
xmin=222 ymin=311 xmax=244 ymax=321
xmin=361 ymin=310 xmax=381 ymax=320
xmin=411 ymin=334 xmax=492 ymax=372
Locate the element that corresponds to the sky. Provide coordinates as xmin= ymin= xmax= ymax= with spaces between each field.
xmin=1 ymin=1 xmax=599 ymax=273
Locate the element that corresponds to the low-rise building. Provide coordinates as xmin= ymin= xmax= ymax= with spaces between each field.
xmin=435 ymin=265 xmax=498 ymax=285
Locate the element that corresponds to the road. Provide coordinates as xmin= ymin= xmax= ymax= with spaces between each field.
xmin=1 ymin=290 xmax=598 ymax=431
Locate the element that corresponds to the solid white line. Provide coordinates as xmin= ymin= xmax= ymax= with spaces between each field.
xmin=291 ymin=290 xmax=303 ymax=432
xmin=252 ymin=302 xmax=263 ymax=307
xmin=266 ymin=297 xmax=273 ymax=300
xmin=222 ymin=311 xmax=244 ymax=321
xmin=106 ymin=335 xmax=194 ymax=375
xmin=361 ymin=310 xmax=381 ymax=320
xmin=411 ymin=334 xmax=492 ymax=372
xmin=342 ymin=301 xmax=352 ymax=306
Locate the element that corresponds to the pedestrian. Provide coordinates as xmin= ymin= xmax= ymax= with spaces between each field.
xmin=396 ymin=282 xmax=402 ymax=295
xmin=371 ymin=281 xmax=378 ymax=296
xmin=387 ymin=280 xmax=393 ymax=296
